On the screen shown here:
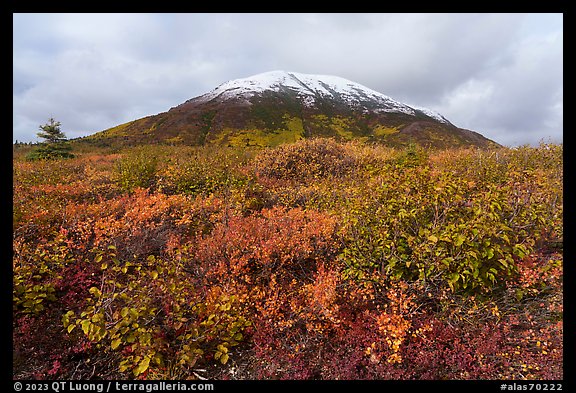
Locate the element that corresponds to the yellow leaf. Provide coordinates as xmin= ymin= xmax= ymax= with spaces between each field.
xmin=89 ymin=287 xmax=102 ymax=297
xmin=81 ymin=320 xmax=91 ymax=335
xmin=67 ymin=324 xmax=76 ymax=333
xmin=133 ymin=356 xmax=150 ymax=376
xmin=150 ymin=271 xmax=158 ymax=280
xmin=119 ymin=363 xmax=130 ymax=373
xmin=454 ymin=234 xmax=465 ymax=247
xmin=111 ymin=338 xmax=122 ymax=350
xmin=220 ymin=353 xmax=229 ymax=364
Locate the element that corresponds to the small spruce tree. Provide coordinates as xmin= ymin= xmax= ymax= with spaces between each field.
xmin=26 ymin=118 xmax=75 ymax=160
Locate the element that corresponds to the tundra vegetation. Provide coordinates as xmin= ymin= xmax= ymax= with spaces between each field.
xmin=13 ymin=138 xmax=562 ymax=380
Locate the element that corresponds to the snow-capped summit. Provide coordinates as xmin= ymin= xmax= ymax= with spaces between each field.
xmin=196 ymin=71 xmax=449 ymax=123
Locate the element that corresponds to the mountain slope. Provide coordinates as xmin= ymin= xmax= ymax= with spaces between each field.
xmin=82 ymin=71 xmax=500 ymax=149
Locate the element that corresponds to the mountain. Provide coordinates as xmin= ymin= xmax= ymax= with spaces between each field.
xmin=82 ymin=71 xmax=500 ymax=149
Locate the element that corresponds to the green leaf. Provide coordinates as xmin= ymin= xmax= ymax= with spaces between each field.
xmin=62 ymin=310 xmax=75 ymax=327
xmin=513 ymin=244 xmax=528 ymax=259
xmin=454 ymin=235 xmax=465 ymax=247
xmin=67 ymin=324 xmax=76 ymax=333
xmin=486 ymin=248 xmax=494 ymax=260
xmin=449 ymin=273 xmax=460 ymax=284
xmin=95 ymin=254 xmax=103 ymax=263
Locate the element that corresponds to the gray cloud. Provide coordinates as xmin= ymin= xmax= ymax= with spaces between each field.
xmin=434 ymin=27 xmax=563 ymax=146
xmin=13 ymin=13 xmax=562 ymax=146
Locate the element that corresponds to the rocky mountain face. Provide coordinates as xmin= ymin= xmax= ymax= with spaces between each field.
xmin=83 ymin=71 xmax=500 ymax=149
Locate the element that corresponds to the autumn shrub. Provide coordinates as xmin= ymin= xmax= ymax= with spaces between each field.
xmin=114 ymin=146 xmax=159 ymax=192
xmin=397 ymin=295 xmax=562 ymax=380
xmin=186 ymin=205 xmax=431 ymax=379
xmin=430 ymin=143 xmax=562 ymax=192
xmin=156 ymin=146 xmax=251 ymax=197
xmin=251 ymin=138 xmax=357 ymax=182
xmin=13 ymin=155 xmax=123 ymax=239
xmin=14 ymin=158 xmax=85 ymax=232
xmin=13 ymin=229 xmax=104 ymax=379
xmin=248 ymin=279 xmax=422 ymax=379
xmin=339 ymin=153 xmax=561 ymax=292
xmin=14 ymin=186 xmax=219 ymax=315
xmin=13 ymin=231 xmax=77 ymax=316
xmin=430 ymin=147 xmax=510 ymax=185
xmin=190 ymin=206 xmax=339 ymax=286
xmin=88 ymin=189 xmax=192 ymax=258
xmin=13 ymin=185 xmax=230 ymax=378
xmin=391 ymin=142 xmax=429 ymax=169
xmin=344 ymin=141 xmax=397 ymax=175
xmin=62 ymin=246 xmax=251 ymax=379
xmin=508 ymin=253 xmax=563 ymax=303
xmin=507 ymin=143 xmax=564 ymax=174
xmin=184 ymin=207 xmax=342 ymax=378
xmin=46 ymin=188 xmax=219 ymax=261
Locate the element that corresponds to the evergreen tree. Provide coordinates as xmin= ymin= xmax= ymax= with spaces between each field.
xmin=26 ymin=118 xmax=75 ymax=160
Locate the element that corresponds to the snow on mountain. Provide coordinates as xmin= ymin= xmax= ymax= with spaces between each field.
xmin=195 ymin=71 xmax=448 ymax=121
xmin=409 ymin=105 xmax=452 ymax=125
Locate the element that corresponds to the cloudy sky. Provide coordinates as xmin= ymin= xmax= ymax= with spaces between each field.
xmin=13 ymin=13 xmax=563 ymax=146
